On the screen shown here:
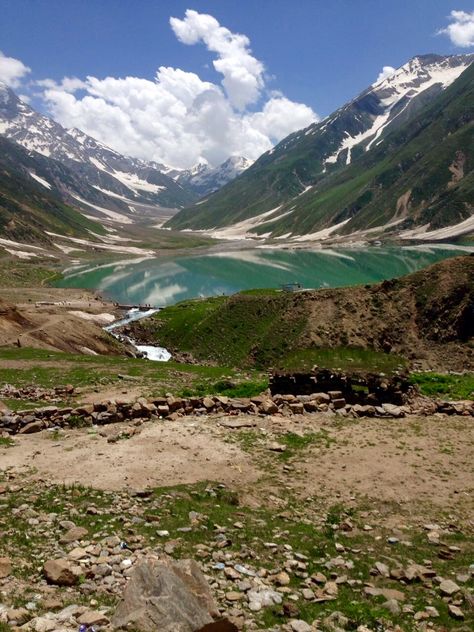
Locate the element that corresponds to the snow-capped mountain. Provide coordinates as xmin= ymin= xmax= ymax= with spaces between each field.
xmin=319 ymin=53 xmax=474 ymax=168
xmin=168 ymin=53 xmax=474 ymax=233
xmin=0 ymin=82 xmax=195 ymax=222
xmin=173 ymin=156 xmax=254 ymax=197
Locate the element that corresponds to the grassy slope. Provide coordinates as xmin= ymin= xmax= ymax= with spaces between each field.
xmin=127 ymin=255 xmax=474 ymax=371
xmin=168 ymin=63 xmax=473 ymax=237
xmin=0 ymin=136 xmax=106 ymax=244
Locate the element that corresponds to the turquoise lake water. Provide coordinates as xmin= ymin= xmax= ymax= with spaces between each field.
xmin=56 ymin=244 xmax=473 ymax=307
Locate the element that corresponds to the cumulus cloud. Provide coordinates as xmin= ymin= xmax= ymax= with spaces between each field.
xmin=37 ymin=10 xmax=317 ymax=169
xmin=170 ymin=9 xmax=264 ymax=110
xmin=438 ymin=10 xmax=474 ymax=47
xmin=375 ymin=66 xmax=396 ymax=84
xmin=0 ymin=50 xmax=31 ymax=88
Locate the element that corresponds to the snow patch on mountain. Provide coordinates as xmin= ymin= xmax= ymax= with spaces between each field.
xmin=324 ymin=54 xmax=473 ymax=167
xmin=28 ymin=172 xmax=52 ymax=189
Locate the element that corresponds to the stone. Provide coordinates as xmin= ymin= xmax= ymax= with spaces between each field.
xmin=59 ymin=526 xmax=88 ymax=543
xmin=439 ymin=579 xmax=460 ymax=595
xmin=111 ymin=557 xmax=218 ymax=632
xmin=19 ymin=420 xmax=44 ymax=434
xmin=6 ymin=607 xmax=30 ymax=624
xmin=382 ymin=599 xmax=401 ymax=615
xmin=373 ymin=561 xmax=389 ymax=577
xmin=196 ymin=622 xmax=239 ymax=632
xmin=77 ymin=610 xmax=110 ymax=626
xmin=0 ymin=556 xmax=12 ymax=578
xmin=260 ymin=400 xmax=278 ymax=415
xmin=275 ymin=570 xmax=290 ymax=586
xmin=225 ymin=592 xmax=244 ymax=602
xmin=311 ymin=572 xmax=327 ymax=584
xmin=43 ymin=559 xmax=79 ymax=586
xmin=364 ymin=587 xmax=405 ymax=601
xmin=268 ymin=442 xmax=286 ymax=452
xmin=382 ymin=403 xmax=404 ymax=417
xmin=448 ymin=605 xmax=464 ymax=620
xmin=247 ymin=588 xmax=282 ymax=612
xmin=290 ymin=620 xmax=312 ymax=632
xmin=218 ymin=416 xmax=257 ymax=429
xmin=202 ymin=397 xmax=215 ymax=410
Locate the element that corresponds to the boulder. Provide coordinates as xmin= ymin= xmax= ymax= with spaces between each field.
xmin=43 ymin=559 xmax=80 ymax=586
xmin=19 ymin=420 xmax=44 ymax=434
xmin=259 ymin=399 xmax=278 ymax=415
xmin=112 ymin=557 xmax=218 ymax=632
xmin=77 ymin=610 xmax=110 ymax=627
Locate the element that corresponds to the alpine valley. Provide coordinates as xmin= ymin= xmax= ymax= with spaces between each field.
xmin=0 ymin=81 xmax=251 ymax=241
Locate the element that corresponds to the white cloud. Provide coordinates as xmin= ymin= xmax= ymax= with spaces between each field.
xmin=170 ymin=9 xmax=264 ymax=110
xmin=246 ymin=96 xmax=316 ymax=140
xmin=37 ymin=10 xmax=317 ymax=169
xmin=438 ymin=10 xmax=474 ymax=48
xmin=375 ymin=66 xmax=396 ymax=84
xmin=0 ymin=51 xmax=31 ymax=88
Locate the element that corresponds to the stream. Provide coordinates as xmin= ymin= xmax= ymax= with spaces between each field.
xmin=105 ymin=307 xmax=171 ymax=362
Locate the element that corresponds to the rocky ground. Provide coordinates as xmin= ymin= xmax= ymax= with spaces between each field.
xmin=0 ymin=401 xmax=472 ymax=631
xmin=0 ymin=288 xmax=125 ymax=356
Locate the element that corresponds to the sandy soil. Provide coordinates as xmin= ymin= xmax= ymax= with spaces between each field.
xmin=1 ymin=417 xmax=261 ymax=491
xmin=2 ymin=413 xmax=472 ymax=517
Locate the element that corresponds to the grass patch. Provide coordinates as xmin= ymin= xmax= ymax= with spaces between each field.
xmin=180 ymin=377 xmax=269 ymax=398
xmin=277 ymin=430 xmax=334 ymax=460
xmin=0 ymin=346 xmax=266 ymax=398
xmin=411 ymin=372 xmax=474 ymax=400
xmin=0 ymin=259 xmax=60 ymax=287
xmin=280 ymin=347 xmax=407 ymax=374
xmin=0 ymin=437 xmax=15 ymax=448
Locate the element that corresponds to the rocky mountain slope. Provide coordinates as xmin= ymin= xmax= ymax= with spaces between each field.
xmin=0 ymin=82 xmax=196 ymax=222
xmin=167 ymin=54 xmax=474 ymax=239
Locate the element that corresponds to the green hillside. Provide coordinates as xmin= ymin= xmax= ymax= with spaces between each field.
xmin=0 ymin=136 xmax=105 ymax=244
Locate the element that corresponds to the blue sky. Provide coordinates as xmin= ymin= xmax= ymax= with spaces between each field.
xmin=0 ymin=1 xmax=473 ymax=167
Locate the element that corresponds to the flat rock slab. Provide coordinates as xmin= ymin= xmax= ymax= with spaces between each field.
xmin=112 ymin=557 xmax=218 ymax=632
xmin=217 ymin=416 xmax=257 ymax=429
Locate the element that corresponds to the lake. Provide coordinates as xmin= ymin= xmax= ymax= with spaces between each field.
xmin=56 ymin=243 xmax=474 ymax=307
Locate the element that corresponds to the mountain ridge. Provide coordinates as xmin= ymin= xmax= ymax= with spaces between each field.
xmin=0 ymin=83 xmax=196 ymax=222
xmin=166 ymin=53 xmax=474 ymax=238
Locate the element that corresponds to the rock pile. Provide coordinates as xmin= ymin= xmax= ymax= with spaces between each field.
xmin=1 ymin=390 xmax=473 ymax=436
xmin=0 ymin=383 xmax=75 ymax=402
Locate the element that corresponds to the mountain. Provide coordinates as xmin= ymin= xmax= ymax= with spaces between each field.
xmin=0 ymin=135 xmax=106 ymax=244
xmin=0 ymin=83 xmax=196 ymax=223
xmin=167 ymin=54 xmax=474 ymax=239
xmin=171 ymin=156 xmax=254 ymax=197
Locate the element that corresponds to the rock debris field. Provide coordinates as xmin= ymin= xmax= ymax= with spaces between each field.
xmin=0 ymin=397 xmax=473 ymax=631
